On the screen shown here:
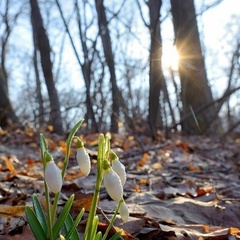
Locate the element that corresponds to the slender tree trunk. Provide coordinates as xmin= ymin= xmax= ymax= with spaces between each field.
xmin=148 ymin=0 xmax=165 ymax=138
xmin=0 ymin=68 xmax=19 ymax=127
xmin=33 ymin=38 xmax=44 ymax=127
xmin=74 ymin=0 xmax=98 ymax=132
xmin=0 ymin=0 xmax=19 ymax=128
xmin=55 ymin=0 xmax=98 ymax=132
xmin=94 ymin=0 xmax=120 ymax=133
xmin=30 ymin=0 xmax=64 ymax=135
xmin=170 ymin=0 xmax=221 ymax=134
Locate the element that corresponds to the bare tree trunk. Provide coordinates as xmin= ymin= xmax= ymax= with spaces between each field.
xmin=32 ymin=37 xmax=44 ymax=127
xmin=170 ymin=0 xmax=221 ymax=134
xmin=0 ymin=69 xmax=19 ymax=127
xmin=148 ymin=0 xmax=165 ymax=138
xmin=30 ymin=0 xmax=64 ymax=135
xmin=94 ymin=0 xmax=120 ymax=133
xmin=55 ymin=0 xmax=98 ymax=132
xmin=0 ymin=0 xmax=20 ymax=128
xmin=74 ymin=0 xmax=98 ymax=132
xmin=163 ymin=77 xmax=176 ymax=128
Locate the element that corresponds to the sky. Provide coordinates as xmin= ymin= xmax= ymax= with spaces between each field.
xmin=161 ymin=0 xmax=240 ymax=98
xmin=3 ymin=0 xmax=240 ymax=112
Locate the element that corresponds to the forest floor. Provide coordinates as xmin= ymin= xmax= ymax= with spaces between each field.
xmin=1 ymin=127 xmax=240 ymax=239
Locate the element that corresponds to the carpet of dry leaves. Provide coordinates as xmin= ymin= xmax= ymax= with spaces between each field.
xmin=1 ymin=127 xmax=240 ymax=239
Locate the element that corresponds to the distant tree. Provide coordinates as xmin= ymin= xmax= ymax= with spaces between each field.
xmin=94 ymin=0 xmax=121 ymax=133
xmin=0 ymin=69 xmax=19 ymax=127
xmin=30 ymin=0 xmax=64 ymax=134
xmin=0 ymin=0 xmax=20 ymax=128
xmin=137 ymin=0 xmax=166 ymax=138
xmin=170 ymin=0 xmax=221 ymax=134
xmin=147 ymin=0 xmax=165 ymax=138
xmin=55 ymin=0 xmax=98 ymax=132
xmin=31 ymin=21 xmax=44 ymax=128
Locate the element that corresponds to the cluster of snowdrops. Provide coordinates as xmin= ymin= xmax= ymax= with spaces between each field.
xmin=25 ymin=120 xmax=129 ymax=240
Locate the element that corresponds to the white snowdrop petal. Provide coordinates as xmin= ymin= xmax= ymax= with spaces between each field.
xmin=119 ymin=201 xmax=129 ymax=222
xmin=103 ymin=169 xmax=123 ymax=202
xmin=112 ymin=160 xmax=126 ymax=186
xmin=45 ymin=161 xmax=62 ymax=194
xmin=77 ymin=148 xmax=91 ymax=176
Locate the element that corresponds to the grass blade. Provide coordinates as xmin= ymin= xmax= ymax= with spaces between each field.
xmin=66 ymin=119 xmax=84 ymax=147
xmin=40 ymin=133 xmax=48 ymax=160
xmin=64 ymin=208 xmax=84 ymax=240
xmin=32 ymin=194 xmax=48 ymax=235
xmin=95 ymin=232 xmax=102 ymax=240
xmin=25 ymin=206 xmax=48 ymax=240
xmin=52 ymin=194 xmax=74 ymax=239
xmin=109 ymin=231 xmax=122 ymax=240
xmin=89 ymin=216 xmax=99 ymax=240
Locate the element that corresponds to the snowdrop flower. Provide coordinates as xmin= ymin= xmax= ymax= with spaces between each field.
xmin=103 ymin=168 xmax=123 ymax=202
xmin=76 ymin=139 xmax=91 ymax=176
xmin=77 ymin=147 xmax=91 ymax=176
xmin=112 ymin=158 xmax=126 ymax=186
xmin=109 ymin=150 xmax=126 ymax=186
xmin=45 ymin=160 xmax=62 ymax=194
xmin=119 ymin=201 xmax=129 ymax=222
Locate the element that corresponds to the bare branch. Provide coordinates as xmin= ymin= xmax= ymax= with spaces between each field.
xmin=135 ymin=0 xmax=149 ymax=28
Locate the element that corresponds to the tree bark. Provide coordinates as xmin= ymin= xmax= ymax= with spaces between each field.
xmin=0 ymin=0 xmax=19 ymax=128
xmin=170 ymin=0 xmax=220 ymax=134
xmin=0 ymin=68 xmax=19 ymax=128
xmin=94 ymin=0 xmax=120 ymax=133
xmin=148 ymin=0 xmax=165 ymax=138
xmin=55 ymin=0 xmax=98 ymax=132
xmin=32 ymin=35 xmax=45 ymax=127
xmin=74 ymin=0 xmax=98 ymax=132
xmin=30 ymin=0 xmax=64 ymax=135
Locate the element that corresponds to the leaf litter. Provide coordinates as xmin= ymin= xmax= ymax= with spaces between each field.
xmin=1 ymin=128 xmax=240 ymax=239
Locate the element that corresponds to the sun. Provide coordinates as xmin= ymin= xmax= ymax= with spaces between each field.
xmin=162 ymin=44 xmax=179 ymax=71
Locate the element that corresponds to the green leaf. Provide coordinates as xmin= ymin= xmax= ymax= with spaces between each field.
xmin=32 ymin=194 xmax=48 ymax=235
xmin=66 ymin=119 xmax=84 ymax=147
xmin=109 ymin=231 xmax=122 ymax=240
xmin=65 ymin=208 xmax=84 ymax=240
xmin=52 ymin=194 xmax=74 ymax=239
xmin=89 ymin=216 xmax=99 ymax=240
xmin=25 ymin=206 xmax=48 ymax=240
xmin=95 ymin=232 xmax=102 ymax=240
xmin=64 ymin=214 xmax=79 ymax=240
xmin=40 ymin=133 xmax=48 ymax=160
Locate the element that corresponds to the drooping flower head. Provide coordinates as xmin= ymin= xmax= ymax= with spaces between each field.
xmin=103 ymin=167 xmax=123 ymax=202
xmin=109 ymin=150 xmax=126 ymax=186
xmin=76 ymin=138 xmax=91 ymax=176
xmin=44 ymin=152 xmax=62 ymax=194
xmin=119 ymin=201 xmax=129 ymax=222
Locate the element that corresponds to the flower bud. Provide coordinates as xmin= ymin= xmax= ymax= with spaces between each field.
xmin=45 ymin=160 xmax=62 ymax=194
xmin=77 ymin=147 xmax=91 ymax=176
xmin=103 ymin=168 xmax=123 ymax=202
xmin=112 ymin=159 xmax=126 ymax=186
xmin=119 ymin=201 xmax=129 ymax=222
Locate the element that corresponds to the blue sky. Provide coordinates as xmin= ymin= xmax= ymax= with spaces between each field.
xmin=4 ymin=0 xmax=240 ymax=114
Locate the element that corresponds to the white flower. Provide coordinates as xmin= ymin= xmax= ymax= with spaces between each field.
xmin=103 ymin=168 xmax=123 ymax=202
xmin=112 ymin=159 xmax=126 ymax=186
xmin=77 ymin=147 xmax=91 ymax=176
xmin=45 ymin=160 xmax=62 ymax=194
xmin=119 ymin=201 xmax=129 ymax=222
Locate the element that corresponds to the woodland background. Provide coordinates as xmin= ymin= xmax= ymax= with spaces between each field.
xmin=0 ymin=0 xmax=240 ymax=137
xmin=1 ymin=1 xmax=240 ymax=239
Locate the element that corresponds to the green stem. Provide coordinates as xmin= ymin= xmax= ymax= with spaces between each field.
xmin=41 ymin=136 xmax=53 ymax=240
xmin=51 ymin=119 xmax=84 ymax=222
xmin=84 ymin=134 xmax=105 ymax=240
xmin=44 ymin=181 xmax=54 ymax=240
xmin=102 ymin=199 xmax=123 ymax=240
